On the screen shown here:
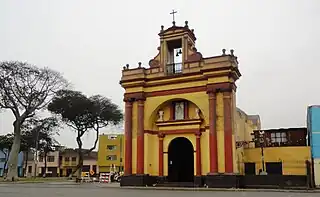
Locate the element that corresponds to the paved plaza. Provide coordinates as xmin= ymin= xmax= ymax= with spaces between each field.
xmin=0 ymin=183 xmax=318 ymax=197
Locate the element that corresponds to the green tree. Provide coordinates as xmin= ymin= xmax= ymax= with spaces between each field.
xmin=48 ymin=90 xmax=122 ymax=181
xmin=0 ymin=61 xmax=68 ymax=181
xmin=21 ymin=117 xmax=60 ymax=177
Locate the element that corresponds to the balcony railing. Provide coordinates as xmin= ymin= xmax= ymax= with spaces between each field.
xmin=166 ymin=63 xmax=183 ymax=75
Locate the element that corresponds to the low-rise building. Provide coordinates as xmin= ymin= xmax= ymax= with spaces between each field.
xmin=60 ymin=148 xmax=98 ymax=177
xmin=0 ymin=150 xmax=24 ymax=177
xmin=243 ymin=127 xmax=310 ymax=175
xmin=25 ymin=150 xmax=61 ymax=177
xmin=98 ymin=134 xmax=124 ymax=173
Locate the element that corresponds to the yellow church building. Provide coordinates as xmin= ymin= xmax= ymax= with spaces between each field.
xmin=119 ymin=20 xmax=312 ymax=188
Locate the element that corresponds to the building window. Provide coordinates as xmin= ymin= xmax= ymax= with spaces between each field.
xmin=64 ymin=157 xmax=70 ymax=162
xmin=0 ymin=158 xmax=6 ymax=162
xmin=71 ymin=157 xmax=76 ymax=162
xmin=39 ymin=156 xmax=44 ymax=162
xmin=174 ymin=102 xmax=184 ymax=120
xmin=271 ymin=132 xmax=287 ymax=143
xmin=48 ymin=156 xmax=54 ymax=162
xmin=107 ymin=145 xmax=117 ymax=151
xmin=108 ymin=135 xmax=117 ymax=140
xmin=106 ymin=155 xmax=117 ymax=161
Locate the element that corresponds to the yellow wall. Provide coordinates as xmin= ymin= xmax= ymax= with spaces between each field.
xmin=124 ymin=84 xmax=263 ymax=176
xmin=243 ymin=147 xmax=311 ymax=175
xmin=314 ymin=159 xmax=320 ymax=186
xmin=98 ymin=134 xmax=124 ymax=172
xmin=140 ymin=91 xmax=223 ymax=175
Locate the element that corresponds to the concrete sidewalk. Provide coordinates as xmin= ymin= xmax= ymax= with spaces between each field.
xmin=120 ymin=186 xmax=320 ymax=193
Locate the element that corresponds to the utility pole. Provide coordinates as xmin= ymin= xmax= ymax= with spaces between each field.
xmin=33 ymin=130 xmax=40 ymax=178
xmin=119 ymin=136 xmax=122 ymax=172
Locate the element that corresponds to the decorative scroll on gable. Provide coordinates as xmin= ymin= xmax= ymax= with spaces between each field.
xmin=186 ymin=47 xmax=203 ymax=62
xmin=149 ymin=47 xmax=161 ymax=68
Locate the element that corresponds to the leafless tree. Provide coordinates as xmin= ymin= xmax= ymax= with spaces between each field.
xmin=0 ymin=61 xmax=68 ymax=181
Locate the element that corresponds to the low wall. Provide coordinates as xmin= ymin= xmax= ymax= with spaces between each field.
xmin=239 ymin=175 xmax=308 ymax=188
xmin=121 ymin=174 xmax=312 ymax=189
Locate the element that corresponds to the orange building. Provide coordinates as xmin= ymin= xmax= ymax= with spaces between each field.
xmin=120 ymin=20 xmax=249 ymax=187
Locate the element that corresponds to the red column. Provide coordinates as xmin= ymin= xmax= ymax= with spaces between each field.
xmin=158 ymin=134 xmax=164 ymax=176
xmin=124 ymin=101 xmax=133 ymax=175
xmin=223 ymin=92 xmax=234 ymax=173
xmin=208 ymin=91 xmax=218 ymax=173
xmin=196 ymin=132 xmax=202 ymax=176
xmin=136 ymin=99 xmax=145 ymax=174
xmin=184 ymin=101 xmax=189 ymax=119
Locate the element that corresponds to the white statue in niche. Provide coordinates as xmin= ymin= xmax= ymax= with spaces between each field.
xmin=158 ymin=110 xmax=164 ymax=121
xmin=195 ymin=108 xmax=200 ymax=119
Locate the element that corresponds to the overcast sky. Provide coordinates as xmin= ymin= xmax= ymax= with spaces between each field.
xmin=0 ymin=0 xmax=319 ymax=148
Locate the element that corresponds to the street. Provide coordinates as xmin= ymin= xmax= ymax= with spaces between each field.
xmin=0 ymin=183 xmax=318 ymax=197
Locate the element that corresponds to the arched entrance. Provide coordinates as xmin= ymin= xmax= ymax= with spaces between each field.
xmin=168 ymin=137 xmax=194 ymax=182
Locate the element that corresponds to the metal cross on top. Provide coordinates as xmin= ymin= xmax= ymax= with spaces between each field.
xmin=170 ymin=9 xmax=177 ymax=25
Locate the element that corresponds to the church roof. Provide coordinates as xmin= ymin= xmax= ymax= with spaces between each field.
xmin=236 ymin=107 xmax=260 ymax=125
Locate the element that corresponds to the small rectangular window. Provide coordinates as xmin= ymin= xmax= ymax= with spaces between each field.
xmin=71 ymin=157 xmax=76 ymax=162
xmin=271 ymin=132 xmax=287 ymax=144
xmin=106 ymin=155 xmax=117 ymax=161
xmin=64 ymin=157 xmax=70 ymax=162
xmin=107 ymin=145 xmax=117 ymax=151
xmin=48 ymin=156 xmax=55 ymax=162
xmin=108 ymin=135 xmax=117 ymax=140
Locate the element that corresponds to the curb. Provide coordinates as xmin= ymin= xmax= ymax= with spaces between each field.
xmin=0 ymin=181 xmax=77 ymax=185
xmin=121 ymin=186 xmax=320 ymax=193
xmin=0 ymin=181 xmax=45 ymax=184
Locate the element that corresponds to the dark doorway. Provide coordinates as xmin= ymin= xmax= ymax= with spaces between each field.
xmin=66 ymin=168 xmax=72 ymax=177
xmin=266 ymin=162 xmax=283 ymax=175
xmin=244 ymin=162 xmax=256 ymax=175
xmin=168 ymin=137 xmax=194 ymax=182
xmin=48 ymin=167 xmax=58 ymax=177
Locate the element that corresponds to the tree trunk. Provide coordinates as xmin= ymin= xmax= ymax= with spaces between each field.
xmin=6 ymin=122 xmax=21 ymax=181
xmin=76 ymin=135 xmax=83 ymax=182
xmin=43 ymin=152 xmax=47 ymax=178
xmin=76 ymin=150 xmax=84 ymax=182
xmin=24 ymin=151 xmax=28 ymax=177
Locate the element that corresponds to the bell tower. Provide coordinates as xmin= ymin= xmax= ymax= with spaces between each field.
xmin=158 ymin=20 xmax=197 ymax=75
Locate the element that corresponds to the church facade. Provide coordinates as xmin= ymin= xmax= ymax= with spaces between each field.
xmin=119 ymin=21 xmax=260 ymax=187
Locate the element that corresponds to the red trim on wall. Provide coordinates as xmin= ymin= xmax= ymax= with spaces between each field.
xmin=223 ymin=92 xmax=233 ymax=173
xmin=144 ymin=128 xmax=204 ymax=135
xmin=170 ymin=102 xmax=174 ymax=120
xmin=208 ymin=92 xmax=218 ymax=173
xmin=184 ymin=101 xmax=189 ymax=119
xmin=136 ymin=100 xmax=145 ymax=174
xmin=124 ymin=101 xmax=133 ymax=175
xmin=196 ymin=134 xmax=202 ymax=176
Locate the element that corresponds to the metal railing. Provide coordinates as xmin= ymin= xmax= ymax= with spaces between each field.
xmin=166 ymin=63 xmax=183 ymax=75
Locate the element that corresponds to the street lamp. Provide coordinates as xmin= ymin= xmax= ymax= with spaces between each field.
xmin=258 ymin=130 xmax=267 ymax=175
